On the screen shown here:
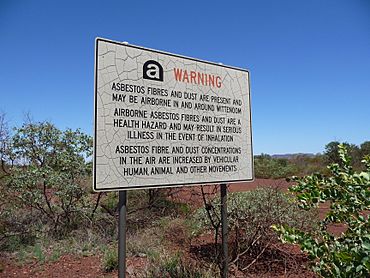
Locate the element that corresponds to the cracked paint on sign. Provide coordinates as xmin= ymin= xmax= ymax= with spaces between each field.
xmin=94 ymin=38 xmax=253 ymax=191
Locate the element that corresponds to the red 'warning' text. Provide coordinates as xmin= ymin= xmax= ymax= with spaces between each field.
xmin=173 ymin=68 xmax=222 ymax=88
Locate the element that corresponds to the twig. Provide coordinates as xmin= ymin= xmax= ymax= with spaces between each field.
xmin=231 ymin=233 xmax=262 ymax=264
xmin=241 ymin=242 xmax=271 ymax=271
xmin=91 ymin=192 xmax=103 ymax=219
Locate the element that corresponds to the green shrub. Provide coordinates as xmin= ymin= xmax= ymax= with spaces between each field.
xmin=127 ymin=227 xmax=164 ymax=257
xmin=50 ymin=248 xmax=62 ymax=262
xmin=194 ymin=187 xmax=318 ymax=265
xmin=145 ymin=252 xmax=216 ymax=278
xmin=3 ymin=121 xmax=93 ymax=237
xmin=254 ymin=155 xmax=298 ymax=178
xmin=103 ymin=246 xmax=118 ymax=272
xmin=33 ymin=243 xmax=45 ymax=263
xmin=273 ymin=145 xmax=370 ymax=277
xmin=101 ymin=192 xmax=118 ymax=212
xmin=0 ymin=209 xmax=38 ymax=252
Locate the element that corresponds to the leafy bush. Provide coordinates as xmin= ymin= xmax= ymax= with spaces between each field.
xmin=289 ymin=154 xmax=327 ymax=176
xmin=273 ymin=145 xmax=370 ymax=277
xmin=194 ymin=187 xmax=318 ymax=269
xmin=102 ymin=245 xmax=118 ymax=272
xmin=126 ymin=227 xmax=164 ymax=258
xmin=33 ymin=243 xmax=45 ymax=263
xmin=0 ymin=120 xmax=93 ymax=241
xmin=145 ymin=252 xmax=216 ymax=278
xmin=254 ymin=154 xmax=298 ymax=178
xmin=324 ymin=141 xmax=363 ymax=169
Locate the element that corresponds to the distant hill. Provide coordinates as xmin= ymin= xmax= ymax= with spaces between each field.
xmin=271 ymin=153 xmax=317 ymax=159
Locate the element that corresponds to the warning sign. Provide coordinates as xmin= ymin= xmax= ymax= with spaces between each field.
xmin=94 ymin=38 xmax=253 ymax=191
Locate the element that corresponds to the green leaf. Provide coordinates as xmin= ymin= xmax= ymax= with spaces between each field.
xmin=362 ymin=241 xmax=370 ymax=251
xmin=336 ymin=252 xmax=353 ymax=263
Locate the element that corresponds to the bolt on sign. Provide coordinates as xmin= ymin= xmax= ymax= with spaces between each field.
xmin=94 ymin=38 xmax=253 ymax=191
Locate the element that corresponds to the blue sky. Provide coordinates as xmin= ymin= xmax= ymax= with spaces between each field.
xmin=1 ymin=0 xmax=369 ymax=154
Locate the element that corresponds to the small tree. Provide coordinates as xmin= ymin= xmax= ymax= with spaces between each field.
xmin=360 ymin=141 xmax=370 ymax=162
xmin=4 ymin=121 xmax=93 ymax=236
xmin=324 ymin=141 xmax=362 ymax=169
xmin=273 ymin=145 xmax=370 ymax=277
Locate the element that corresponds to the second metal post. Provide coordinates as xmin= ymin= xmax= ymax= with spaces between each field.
xmin=220 ymin=183 xmax=228 ymax=278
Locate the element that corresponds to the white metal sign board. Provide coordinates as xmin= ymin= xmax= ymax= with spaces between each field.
xmin=94 ymin=38 xmax=253 ymax=191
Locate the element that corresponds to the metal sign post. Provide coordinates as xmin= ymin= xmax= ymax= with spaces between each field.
xmin=221 ymin=183 xmax=228 ymax=278
xmin=118 ymin=191 xmax=127 ymax=278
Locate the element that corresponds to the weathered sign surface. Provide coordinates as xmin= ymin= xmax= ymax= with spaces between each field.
xmin=94 ymin=38 xmax=253 ymax=191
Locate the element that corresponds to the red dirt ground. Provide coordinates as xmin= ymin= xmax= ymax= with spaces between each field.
xmin=1 ymin=179 xmax=341 ymax=277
